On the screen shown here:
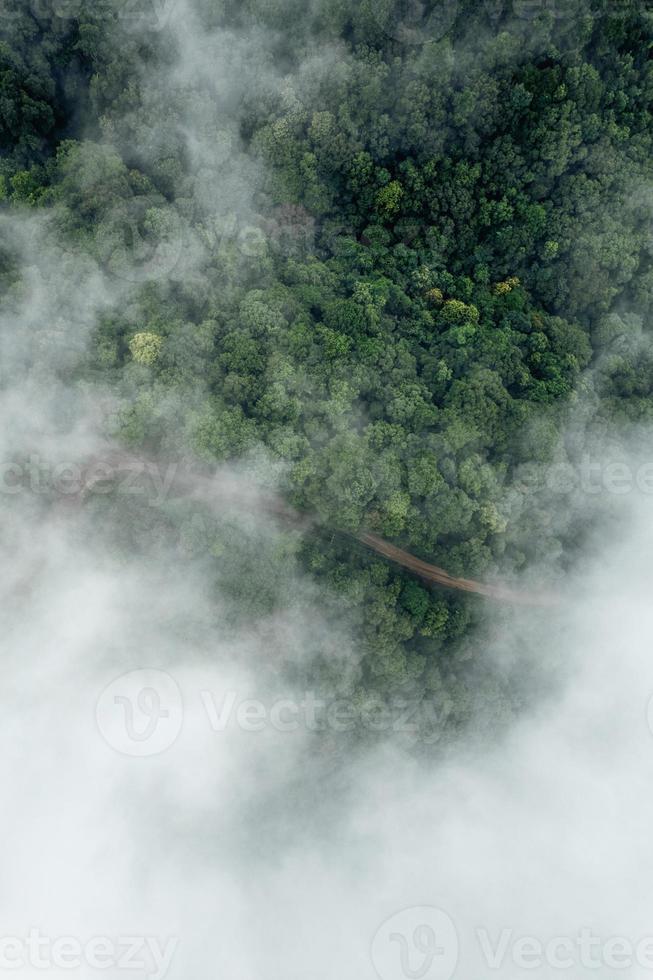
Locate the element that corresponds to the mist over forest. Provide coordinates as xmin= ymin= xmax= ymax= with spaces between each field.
xmin=1 ymin=1 xmax=652 ymax=977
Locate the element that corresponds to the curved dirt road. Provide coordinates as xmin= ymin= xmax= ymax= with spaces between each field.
xmin=355 ymin=532 xmax=559 ymax=607
xmin=6 ymin=449 xmax=560 ymax=608
xmin=104 ymin=450 xmax=561 ymax=607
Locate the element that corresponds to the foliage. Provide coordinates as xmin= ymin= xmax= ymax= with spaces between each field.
xmin=1 ymin=0 xmax=651 ymax=731
xmin=128 ymin=332 xmax=163 ymax=366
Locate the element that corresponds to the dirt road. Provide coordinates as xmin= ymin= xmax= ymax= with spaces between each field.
xmin=355 ymin=532 xmax=560 ymax=607
xmin=5 ymin=450 xmax=560 ymax=608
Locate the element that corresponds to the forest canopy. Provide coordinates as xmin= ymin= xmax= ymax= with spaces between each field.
xmin=1 ymin=0 xmax=651 ymax=736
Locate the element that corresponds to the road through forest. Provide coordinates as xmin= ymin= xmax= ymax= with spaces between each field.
xmin=8 ymin=450 xmax=560 ymax=608
xmin=102 ymin=450 xmax=561 ymax=608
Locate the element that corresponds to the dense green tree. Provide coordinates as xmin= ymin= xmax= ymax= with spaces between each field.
xmin=1 ymin=0 xmax=651 ymax=729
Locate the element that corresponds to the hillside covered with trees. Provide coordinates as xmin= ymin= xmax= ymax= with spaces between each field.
xmin=1 ymin=0 xmax=651 ymax=737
